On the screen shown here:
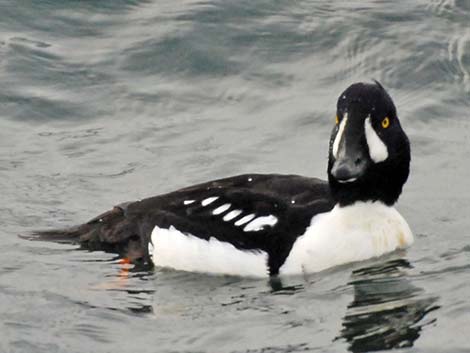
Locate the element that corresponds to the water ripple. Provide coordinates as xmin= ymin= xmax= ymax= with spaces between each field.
xmin=338 ymin=259 xmax=440 ymax=352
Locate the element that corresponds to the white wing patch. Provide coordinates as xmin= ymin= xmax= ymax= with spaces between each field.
xmin=364 ymin=117 xmax=388 ymax=163
xmin=223 ymin=209 xmax=242 ymax=221
xmin=183 ymin=195 xmax=277 ymax=231
xmin=201 ymin=196 xmax=219 ymax=206
xmin=212 ymin=203 xmax=231 ymax=215
xmin=332 ymin=113 xmax=348 ymax=159
xmin=234 ymin=214 xmax=256 ymax=226
xmin=243 ymin=215 xmax=278 ymax=232
xmin=150 ymin=225 xmax=269 ymax=277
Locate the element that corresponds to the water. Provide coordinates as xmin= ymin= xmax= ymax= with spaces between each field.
xmin=1 ymin=0 xmax=470 ymax=352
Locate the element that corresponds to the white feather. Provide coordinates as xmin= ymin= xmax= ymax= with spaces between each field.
xmin=234 ymin=214 xmax=256 ymax=226
xmin=332 ymin=113 xmax=348 ymax=158
xmin=150 ymin=225 xmax=269 ymax=277
xmin=279 ymin=201 xmax=413 ymax=276
xmin=364 ymin=117 xmax=388 ymax=163
xmin=148 ymin=242 xmax=154 ymax=261
xmin=223 ymin=209 xmax=243 ymax=221
xmin=212 ymin=203 xmax=231 ymax=215
xmin=201 ymin=196 xmax=218 ymax=206
xmin=243 ymin=215 xmax=278 ymax=232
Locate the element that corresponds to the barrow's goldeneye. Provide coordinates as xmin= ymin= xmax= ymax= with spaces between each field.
xmin=35 ymin=81 xmax=413 ymax=277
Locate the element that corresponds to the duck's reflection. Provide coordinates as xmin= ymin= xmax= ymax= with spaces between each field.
xmin=338 ymin=259 xmax=439 ymax=352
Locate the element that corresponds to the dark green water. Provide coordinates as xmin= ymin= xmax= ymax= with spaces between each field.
xmin=1 ymin=0 xmax=470 ymax=352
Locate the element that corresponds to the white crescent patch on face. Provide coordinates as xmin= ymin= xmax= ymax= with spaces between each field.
xmin=364 ymin=117 xmax=388 ymax=163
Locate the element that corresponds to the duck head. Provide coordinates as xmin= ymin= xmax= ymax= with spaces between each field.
xmin=327 ymin=82 xmax=410 ymax=206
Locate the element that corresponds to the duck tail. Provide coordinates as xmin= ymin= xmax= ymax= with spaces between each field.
xmin=24 ymin=202 xmax=149 ymax=264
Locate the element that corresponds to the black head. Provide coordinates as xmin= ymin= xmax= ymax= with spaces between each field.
xmin=327 ymin=81 xmax=410 ymax=206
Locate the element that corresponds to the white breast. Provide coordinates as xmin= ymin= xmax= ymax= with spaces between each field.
xmin=279 ymin=202 xmax=413 ymax=276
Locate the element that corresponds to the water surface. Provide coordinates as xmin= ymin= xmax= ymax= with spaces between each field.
xmin=1 ymin=0 xmax=470 ymax=352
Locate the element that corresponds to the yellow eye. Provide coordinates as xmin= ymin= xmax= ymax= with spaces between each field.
xmin=335 ymin=115 xmax=339 ymax=125
xmin=381 ymin=117 xmax=390 ymax=129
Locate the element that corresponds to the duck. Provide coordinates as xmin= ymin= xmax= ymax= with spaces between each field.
xmin=35 ymin=81 xmax=413 ymax=278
